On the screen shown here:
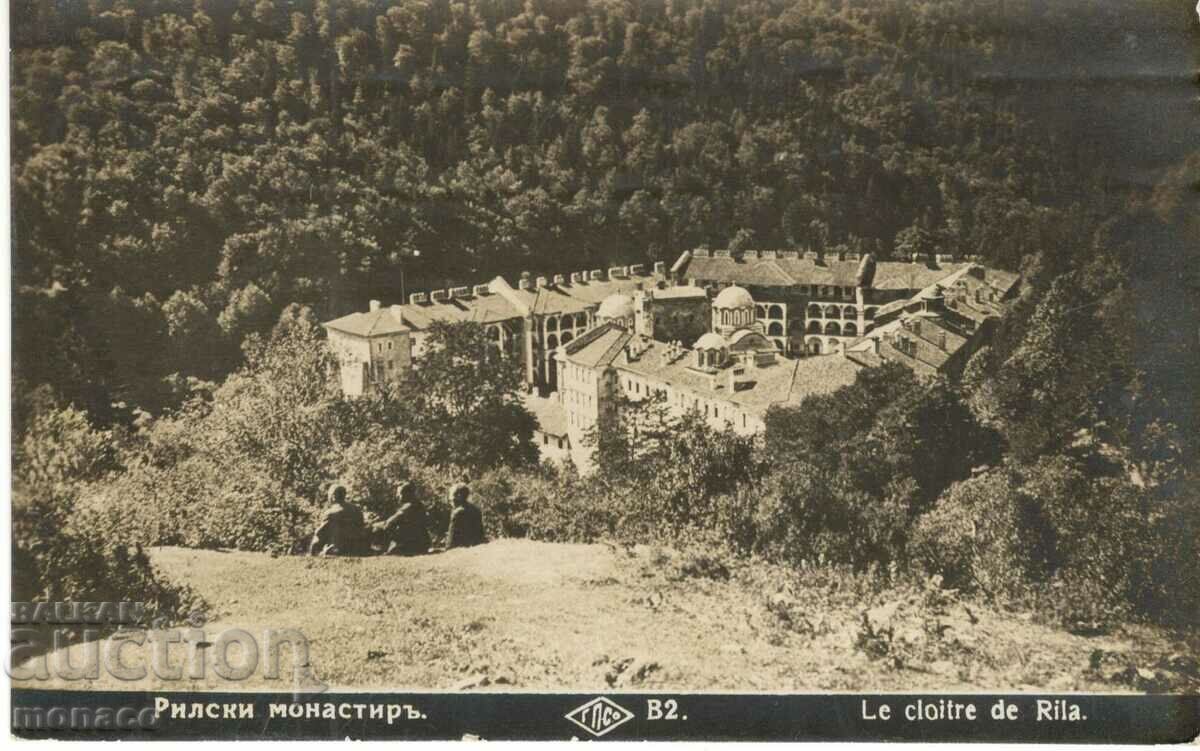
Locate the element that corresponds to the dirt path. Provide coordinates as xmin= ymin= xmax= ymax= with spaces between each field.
xmin=14 ymin=540 xmax=1196 ymax=693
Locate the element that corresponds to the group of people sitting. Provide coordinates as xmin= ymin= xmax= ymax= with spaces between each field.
xmin=307 ymin=480 xmax=485 ymax=557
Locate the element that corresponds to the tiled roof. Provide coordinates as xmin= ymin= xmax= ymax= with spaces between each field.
xmin=872 ymin=262 xmax=971 ymax=291
xmin=676 ymin=252 xmax=975 ymax=293
xmin=560 ymin=324 xmax=631 ymax=369
xmin=380 ymin=272 xmax=661 ymax=329
xmin=682 ymin=255 xmax=860 ymax=287
xmin=386 ymin=292 xmax=524 ymax=330
xmin=647 ymin=286 xmax=708 ymax=300
xmin=323 ymin=308 xmax=409 ymax=337
xmin=852 ymin=311 xmax=977 ymax=375
xmin=612 ymin=336 xmax=862 ymax=417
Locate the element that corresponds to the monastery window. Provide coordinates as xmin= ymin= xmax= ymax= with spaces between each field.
xmin=546 ymin=317 xmax=559 ymax=332
xmin=768 ymin=322 xmax=783 ymax=336
xmin=769 ymin=304 xmax=783 ymax=319
xmin=843 ymin=305 xmax=856 ymax=318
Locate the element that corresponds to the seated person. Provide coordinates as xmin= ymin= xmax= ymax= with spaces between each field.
xmin=308 ymin=483 xmax=371 ymax=557
xmin=445 ymin=483 xmax=485 ymax=550
xmin=373 ymin=482 xmax=430 ymax=556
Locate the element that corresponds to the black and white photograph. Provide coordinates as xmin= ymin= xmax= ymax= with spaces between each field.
xmin=7 ymin=0 xmax=1200 ymax=741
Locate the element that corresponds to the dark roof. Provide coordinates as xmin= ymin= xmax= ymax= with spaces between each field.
xmin=675 ymin=250 xmax=978 ymax=293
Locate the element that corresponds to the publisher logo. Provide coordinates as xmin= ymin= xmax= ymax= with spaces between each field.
xmin=565 ymin=697 xmax=634 ymax=737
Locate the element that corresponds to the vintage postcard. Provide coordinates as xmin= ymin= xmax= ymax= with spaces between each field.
xmin=7 ymin=0 xmax=1199 ymax=742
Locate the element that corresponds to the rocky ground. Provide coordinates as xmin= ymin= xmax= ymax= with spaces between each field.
xmin=15 ymin=540 xmax=1199 ymax=693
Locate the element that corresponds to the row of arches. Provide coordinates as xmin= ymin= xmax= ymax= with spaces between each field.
xmin=804 ymin=321 xmax=858 ymax=337
xmin=807 ymin=304 xmax=860 ymax=320
xmin=487 ymin=322 xmax=522 ymax=357
xmin=544 ymin=312 xmax=589 ymax=333
xmin=755 ymin=304 xmax=785 ymax=319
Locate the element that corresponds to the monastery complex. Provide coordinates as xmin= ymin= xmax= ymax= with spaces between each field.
xmin=323 ymin=249 xmax=1020 ymax=463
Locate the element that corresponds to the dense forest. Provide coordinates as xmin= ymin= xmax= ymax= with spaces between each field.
xmin=10 ymin=1 xmax=1200 ymax=632
xmin=11 ymin=0 xmax=1196 ymax=421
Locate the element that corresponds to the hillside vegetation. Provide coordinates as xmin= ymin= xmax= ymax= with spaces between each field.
xmin=10 ymin=0 xmax=1200 ymax=652
xmin=18 ymin=542 xmax=1200 ymax=692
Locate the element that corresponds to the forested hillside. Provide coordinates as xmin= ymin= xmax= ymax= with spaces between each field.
xmin=11 ymin=0 xmax=1197 ymax=422
xmin=11 ymin=0 xmax=1200 ymax=639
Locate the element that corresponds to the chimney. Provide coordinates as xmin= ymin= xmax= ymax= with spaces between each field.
xmin=653 ymin=261 xmax=666 ymax=277
xmin=590 ymin=269 xmax=604 ymax=281
xmin=449 ymin=286 xmax=472 ymax=299
xmin=629 ymin=263 xmax=645 ymax=275
xmin=409 ymin=292 xmax=428 ymax=304
xmin=571 ymin=272 xmax=584 ymax=284
xmin=554 ymin=274 xmax=567 ymax=286
xmin=430 ymin=289 xmax=449 ymax=303
xmin=369 ymin=299 xmax=381 ymax=312
xmin=608 ymin=266 xmax=626 ymax=280
xmin=473 ymin=284 xmax=490 ymax=296
xmin=727 ymin=364 xmax=750 ymax=392
xmin=518 ymin=278 xmax=533 ymax=291
xmin=536 ymin=276 xmax=549 ymax=289
xmin=390 ymin=304 xmax=404 ymax=324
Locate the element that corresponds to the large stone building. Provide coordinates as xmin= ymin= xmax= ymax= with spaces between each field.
xmin=325 ymin=262 xmax=709 ymax=395
xmin=322 ymin=301 xmax=411 ymax=396
xmin=322 ymin=247 xmax=1020 ymax=463
xmin=668 ymin=248 xmax=1019 ymax=357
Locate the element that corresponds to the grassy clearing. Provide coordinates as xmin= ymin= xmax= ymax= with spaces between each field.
xmin=17 ymin=540 xmax=1198 ymax=693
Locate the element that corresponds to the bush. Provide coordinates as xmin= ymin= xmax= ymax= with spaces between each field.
xmin=13 ymin=400 xmax=198 ymax=623
xmin=910 ymin=467 xmax=1055 ymax=600
xmin=913 ymin=460 xmax=1200 ymax=627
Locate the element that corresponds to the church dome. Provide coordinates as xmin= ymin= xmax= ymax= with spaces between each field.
xmin=597 ymin=293 xmax=634 ymax=321
xmin=694 ymin=332 xmax=728 ymax=351
xmin=713 ymin=285 xmax=754 ymax=309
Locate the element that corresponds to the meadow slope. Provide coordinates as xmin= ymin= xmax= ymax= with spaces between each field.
xmin=18 ymin=540 xmax=1198 ymax=693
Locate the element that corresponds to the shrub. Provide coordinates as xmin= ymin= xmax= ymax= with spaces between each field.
xmin=913 ymin=460 xmax=1200 ymax=627
xmin=910 ymin=467 xmax=1055 ymax=600
xmin=13 ymin=401 xmax=197 ymax=623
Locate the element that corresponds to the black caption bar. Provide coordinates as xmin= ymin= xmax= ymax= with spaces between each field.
xmin=12 ymin=689 xmax=1200 ymax=742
